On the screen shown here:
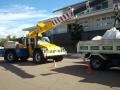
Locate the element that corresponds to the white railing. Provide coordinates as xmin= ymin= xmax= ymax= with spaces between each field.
xmin=84 ymin=19 xmax=120 ymax=31
xmin=76 ymin=7 xmax=113 ymax=19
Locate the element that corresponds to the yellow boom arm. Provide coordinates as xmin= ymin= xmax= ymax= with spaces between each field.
xmin=36 ymin=21 xmax=55 ymax=34
xmin=28 ymin=21 xmax=55 ymax=38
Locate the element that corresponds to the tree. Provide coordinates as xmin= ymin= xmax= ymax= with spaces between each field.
xmin=10 ymin=36 xmax=18 ymax=41
xmin=0 ymin=39 xmax=8 ymax=46
xmin=6 ymin=35 xmax=11 ymax=40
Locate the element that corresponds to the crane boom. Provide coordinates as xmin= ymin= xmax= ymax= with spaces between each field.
xmin=29 ymin=0 xmax=106 ymax=37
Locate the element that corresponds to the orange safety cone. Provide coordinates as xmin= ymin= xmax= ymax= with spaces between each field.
xmin=87 ymin=63 xmax=93 ymax=74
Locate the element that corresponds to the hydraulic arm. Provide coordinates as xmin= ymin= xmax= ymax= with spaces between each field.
xmin=36 ymin=0 xmax=106 ymax=34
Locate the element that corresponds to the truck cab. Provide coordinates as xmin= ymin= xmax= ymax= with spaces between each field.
xmin=27 ymin=33 xmax=67 ymax=63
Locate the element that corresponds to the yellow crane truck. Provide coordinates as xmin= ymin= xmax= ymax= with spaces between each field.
xmin=0 ymin=0 xmax=105 ymax=64
xmin=2 ymin=22 xmax=67 ymax=64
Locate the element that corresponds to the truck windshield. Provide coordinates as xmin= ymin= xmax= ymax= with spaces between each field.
xmin=38 ymin=37 xmax=50 ymax=42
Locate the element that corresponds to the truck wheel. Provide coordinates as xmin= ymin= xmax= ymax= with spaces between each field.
xmin=4 ymin=51 xmax=18 ymax=63
xmin=54 ymin=56 xmax=63 ymax=62
xmin=33 ymin=50 xmax=45 ymax=64
xmin=90 ymin=57 xmax=104 ymax=70
xmin=20 ymin=57 xmax=28 ymax=62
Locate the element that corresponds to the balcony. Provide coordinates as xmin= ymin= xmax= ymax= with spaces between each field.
xmin=75 ymin=7 xmax=113 ymax=19
xmin=75 ymin=2 xmax=120 ymax=19
xmin=84 ymin=19 xmax=120 ymax=31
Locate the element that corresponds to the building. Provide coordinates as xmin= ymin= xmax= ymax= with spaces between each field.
xmin=46 ymin=0 xmax=120 ymax=52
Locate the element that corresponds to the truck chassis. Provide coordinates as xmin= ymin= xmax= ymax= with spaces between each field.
xmin=77 ymin=40 xmax=120 ymax=70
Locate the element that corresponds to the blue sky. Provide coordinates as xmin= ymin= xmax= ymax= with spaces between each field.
xmin=0 ymin=0 xmax=84 ymax=38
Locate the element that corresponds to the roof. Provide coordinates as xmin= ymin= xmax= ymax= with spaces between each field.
xmin=23 ymin=26 xmax=37 ymax=31
xmin=23 ymin=17 xmax=57 ymax=31
xmin=53 ymin=1 xmax=87 ymax=13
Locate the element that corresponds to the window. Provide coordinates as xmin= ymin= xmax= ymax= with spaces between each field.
xmin=107 ymin=22 xmax=112 ymax=25
xmin=53 ymin=25 xmax=67 ymax=34
xmin=82 ymin=22 xmax=89 ymax=29
xmin=96 ymin=5 xmax=101 ymax=10
xmin=102 ymin=17 xmax=106 ymax=20
xmin=113 ymin=0 xmax=120 ymax=4
xmin=84 ymin=21 xmax=88 ymax=23
xmin=45 ymin=31 xmax=52 ymax=36
xmin=68 ymin=23 xmax=84 ymax=32
xmin=107 ymin=17 xmax=110 ymax=20
xmin=96 ymin=18 xmax=100 ymax=21
xmin=111 ymin=16 xmax=116 ymax=19
xmin=102 ymin=1 xmax=108 ymax=9
xmin=95 ymin=0 xmax=108 ymax=10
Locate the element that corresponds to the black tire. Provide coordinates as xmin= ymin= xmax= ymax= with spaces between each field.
xmin=4 ymin=51 xmax=18 ymax=63
xmin=33 ymin=50 xmax=45 ymax=64
xmin=54 ymin=56 xmax=63 ymax=62
xmin=20 ymin=57 xmax=28 ymax=62
xmin=90 ymin=57 xmax=105 ymax=70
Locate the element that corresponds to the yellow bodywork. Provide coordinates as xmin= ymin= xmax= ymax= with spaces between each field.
xmin=38 ymin=41 xmax=61 ymax=50
xmin=37 ymin=41 xmax=66 ymax=57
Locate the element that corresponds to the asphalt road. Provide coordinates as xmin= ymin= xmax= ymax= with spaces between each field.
xmin=0 ymin=56 xmax=119 ymax=90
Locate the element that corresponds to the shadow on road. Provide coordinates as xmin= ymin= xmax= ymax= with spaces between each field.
xmin=9 ymin=60 xmax=53 ymax=67
xmin=0 ymin=60 xmax=35 ymax=79
xmin=52 ymin=64 xmax=120 ymax=88
xmin=65 ymin=53 xmax=82 ymax=59
xmin=16 ymin=61 xmax=37 ymax=66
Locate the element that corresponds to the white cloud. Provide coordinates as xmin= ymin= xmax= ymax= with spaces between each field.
xmin=0 ymin=24 xmax=30 ymax=38
xmin=0 ymin=4 xmax=59 ymax=21
xmin=0 ymin=27 xmax=9 ymax=38
xmin=0 ymin=4 xmax=59 ymax=38
xmin=0 ymin=12 xmax=47 ymax=21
